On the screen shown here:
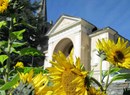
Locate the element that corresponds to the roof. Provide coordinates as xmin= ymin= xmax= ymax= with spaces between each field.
xmin=46 ymin=14 xmax=96 ymax=37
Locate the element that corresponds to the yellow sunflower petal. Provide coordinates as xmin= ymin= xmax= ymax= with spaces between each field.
xmin=47 ymin=51 xmax=88 ymax=95
xmin=0 ymin=0 xmax=8 ymax=13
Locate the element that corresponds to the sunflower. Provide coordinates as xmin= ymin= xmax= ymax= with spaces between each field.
xmin=88 ymin=86 xmax=106 ymax=95
xmin=14 ymin=62 xmax=24 ymax=68
xmin=47 ymin=50 xmax=88 ymax=95
xmin=0 ymin=0 xmax=9 ymax=13
xmin=96 ymin=38 xmax=114 ymax=53
xmin=19 ymin=70 xmax=49 ymax=95
xmin=96 ymin=37 xmax=130 ymax=69
xmin=19 ymin=69 xmax=33 ymax=83
xmin=33 ymin=72 xmax=49 ymax=95
xmin=106 ymin=38 xmax=130 ymax=69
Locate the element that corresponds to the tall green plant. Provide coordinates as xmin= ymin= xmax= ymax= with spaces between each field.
xmin=0 ymin=0 xmax=43 ymax=84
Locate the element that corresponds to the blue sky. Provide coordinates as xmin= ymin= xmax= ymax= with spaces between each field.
xmin=46 ymin=0 xmax=130 ymax=40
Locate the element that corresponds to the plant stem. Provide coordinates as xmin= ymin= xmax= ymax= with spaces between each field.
xmin=5 ymin=16 xmax=13 ymax=82
xmin=104 ymin=65 xmax=112 ymax=91
xmin=91 ymin=77 xmax=104 ymax=91
xmin=5 ymin=39 xmax=12 ymax=82
xmin=99 ymin=57 xmax=103 ymax=85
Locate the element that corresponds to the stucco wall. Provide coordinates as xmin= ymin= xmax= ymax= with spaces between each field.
xmin=90 ymin=31 xmax=110 ymax=80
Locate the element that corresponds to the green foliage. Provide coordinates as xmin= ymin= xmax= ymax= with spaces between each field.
xmin=0 ymin=79 xmax=5 ymax=86
xmin=0 ymin=0 xmax=47 ymax=94
xmin=110 ymin=73 xmax=130 ymax=83
xmin=0 ymin=74 xmax=19 ymax=90
xmin=0 ymin=41 xmax=8 ymax=52
xmin=0 ymin=0 xmax=50 ymax=94
xmin=12 ymin=42 xmax=27 ymax=48
xmin=20 ymin=47 xmax=43 ymax=56
xmin=0 ymin=21 xmax=6 ymax=28
xmin=10 ymin=29 xmax=26 ymax=40
xmin=102 ymin=67 xmax=121 ymax=81
xmin=0 ymin=55 xmax=8 ymax=65
xmin=23 ymin=66 xmax=47 ymax=74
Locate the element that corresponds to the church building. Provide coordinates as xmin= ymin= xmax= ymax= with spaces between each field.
xmin=44 ymin=15 xmax=129 ymax=80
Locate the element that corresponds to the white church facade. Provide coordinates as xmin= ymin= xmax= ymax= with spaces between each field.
xmin=44 ymin=15 xmax=129 ymax=80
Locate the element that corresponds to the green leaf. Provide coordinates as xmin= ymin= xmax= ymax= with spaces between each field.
xmin=24 ymin=67 xmax=33 ymax=73
xmin=10 ymin=29 xmax=26 ymax=40
xmin=20 ymin=48 xmax=43 ymax=56
xmin=33 ymin=67 xmax=47 ymax=74
xmin=0 ymin=41 xmax=8 ymax=47
xmin=0 ymin=79 xmax=5 ymax=85
xmin=12 ymin=42 xmax=27 ymax=48
xmin=109 ymin=73 xmax=130 ymax=85
xmin=89 ymin=68 xmax=94 ymax=78
xmin=105 ymin=73 xmax=130 ymax=88
xmin=23 ymin=67 xmax=47 ymax=74
xmin=13 ymin=17 xmax=16 ymax=24
xmin=102 ymin=67 xmax=121 ymax=79
xmin=14 ymin=21 xmax=36 ymax=29
xmin=0 ymin=55 xmax=8 ymax=65
xmin=0 ymin=74 xmax=19 ymax=90
xmin=5 ymin=47 xmax=19 ymax=54
xmin=0 ymin=68 xmax=4 ymax=73
xmin=0 ymin=21 xmax=6 ymax=28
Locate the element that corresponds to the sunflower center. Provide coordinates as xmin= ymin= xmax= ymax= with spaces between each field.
xmin=0 ymin=0 xmax=4 ymax=6
xmin=62 ymin=69 xmax=77 ymax=95
xmin=114 ymin=51 xmax=124 ymax=63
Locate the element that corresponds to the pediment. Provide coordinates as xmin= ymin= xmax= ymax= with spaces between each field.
xmin=47 ymin=15 xmax=81 ymax=36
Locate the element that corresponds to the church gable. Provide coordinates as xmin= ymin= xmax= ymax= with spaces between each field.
xmin=47 ymin=15 xmax=81 ymax=36
xmin=55 ymin=18 xmax=78 ymax=31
